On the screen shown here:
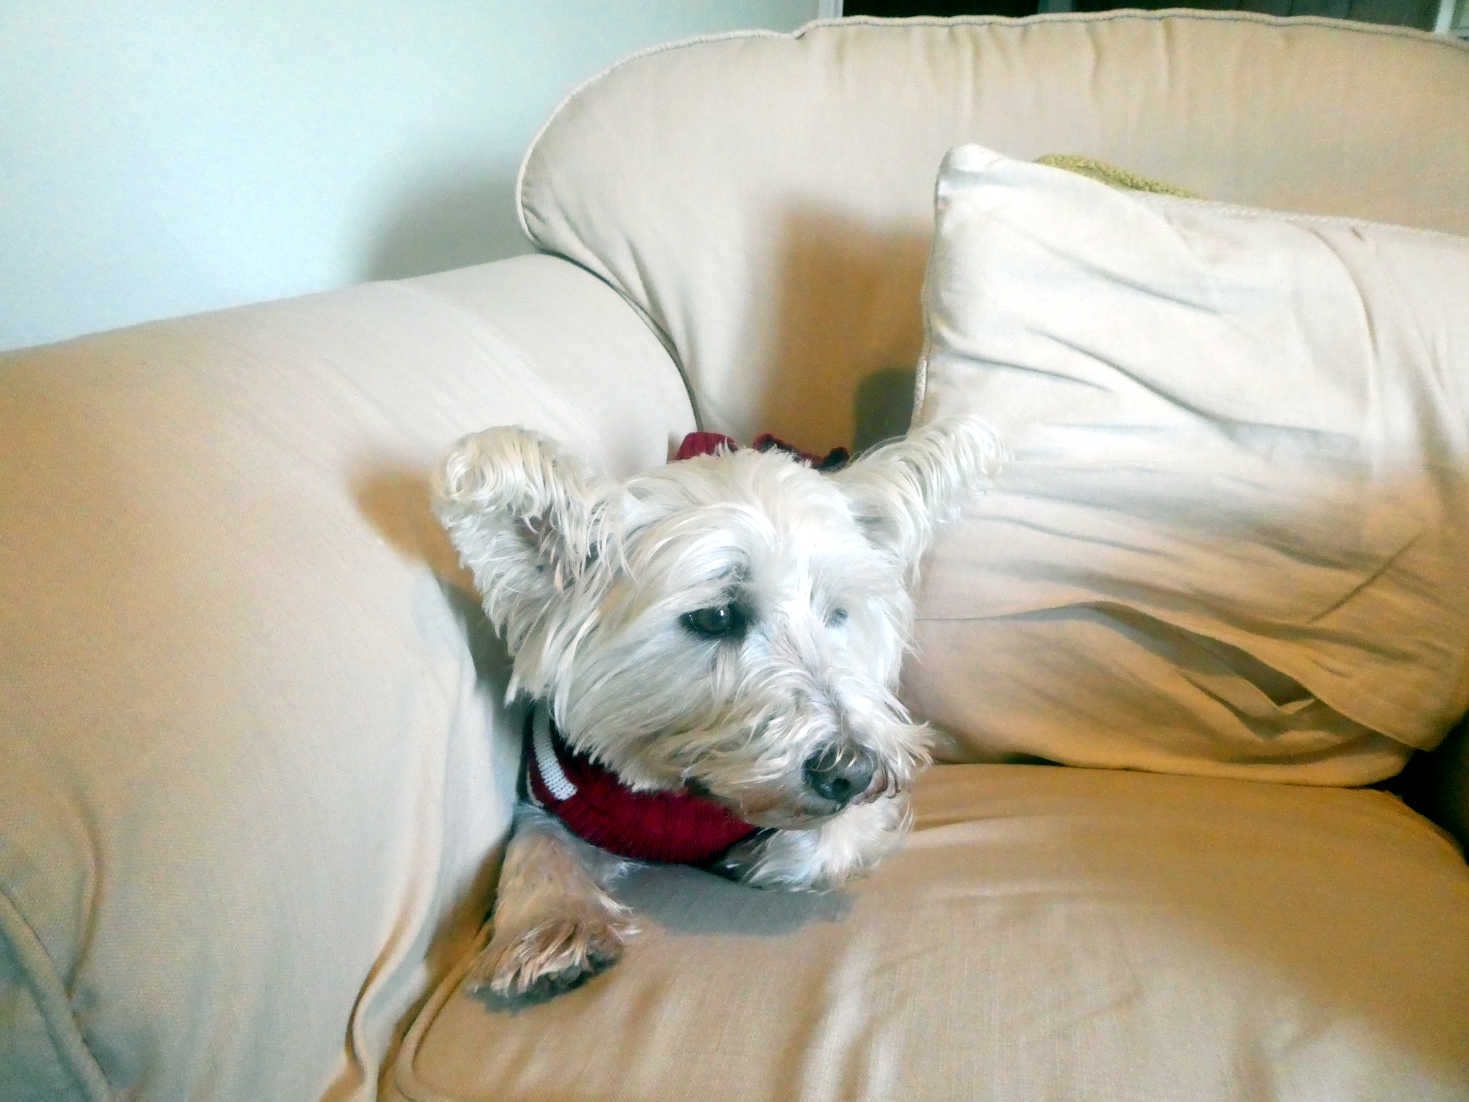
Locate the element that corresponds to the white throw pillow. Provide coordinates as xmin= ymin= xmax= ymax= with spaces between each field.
xmin=905 ymin=145 xmax=1469 ymax=784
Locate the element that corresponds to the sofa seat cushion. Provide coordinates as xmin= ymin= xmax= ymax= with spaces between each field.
xmin=387 ymin=765 xmax=1469 ymax=1102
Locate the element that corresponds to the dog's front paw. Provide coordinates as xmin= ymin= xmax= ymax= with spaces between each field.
xmin=466 ymin=909 xmax=638 ymax=1002
xmin=714 ymin=830 xmax=846 ymax=892
xmin=715 ymin=797 xmax=911 ymax=892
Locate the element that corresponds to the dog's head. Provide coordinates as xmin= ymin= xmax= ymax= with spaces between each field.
xmin=434 ymin=416 xmax=998 ymax=829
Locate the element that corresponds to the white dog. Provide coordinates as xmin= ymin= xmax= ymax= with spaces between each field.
xmin=434 ymin=415 xmax=998 ymax=1000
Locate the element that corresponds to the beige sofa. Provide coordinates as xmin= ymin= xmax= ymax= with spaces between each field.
xmin=4 ymin=13 xmax=1469 ymax=1101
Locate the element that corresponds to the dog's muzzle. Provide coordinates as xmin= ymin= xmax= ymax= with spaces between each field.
xmin=801 ymin=744 xmax=878 ymax=808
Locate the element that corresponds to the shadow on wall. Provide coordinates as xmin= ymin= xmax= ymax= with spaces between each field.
xmin=365 ymin=172 xmax=530 ymax=282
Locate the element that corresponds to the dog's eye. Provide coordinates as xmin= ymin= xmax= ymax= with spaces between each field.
xmin=681 ymin=603 xmax=747 ymax=640
xmin=826 ymin=607 xmax=849 ymax=628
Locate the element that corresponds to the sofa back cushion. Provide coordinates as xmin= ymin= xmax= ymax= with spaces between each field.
xmin=904 ymin=145 xmax=1469 ymax=782
xmin=517 ymin=14 xmax=1469 ymax=450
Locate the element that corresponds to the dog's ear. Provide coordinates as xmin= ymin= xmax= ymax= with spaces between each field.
xmin=433 ymin=426 xmax=614 ymax=642
xmin=831 ymin=414 xmax=1002 ymax=572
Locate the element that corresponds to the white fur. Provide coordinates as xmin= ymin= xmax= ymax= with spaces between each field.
xmin=435 ymin=415 xmax=999 ymax=998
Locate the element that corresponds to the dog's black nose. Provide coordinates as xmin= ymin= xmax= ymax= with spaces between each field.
xmin=802 ymin=745 xmax=876 ymax=806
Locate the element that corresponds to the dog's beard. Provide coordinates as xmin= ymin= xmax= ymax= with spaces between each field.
xmin=541 ymin=611 xmax=930 ymax=828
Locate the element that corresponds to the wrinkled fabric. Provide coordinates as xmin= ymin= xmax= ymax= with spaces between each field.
xmin=908 ymin=146 xmax=1469 ymax=781
xmin=389 ymin=764 xmax=1469 ymax=1102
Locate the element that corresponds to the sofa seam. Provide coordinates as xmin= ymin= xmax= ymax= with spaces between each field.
xmin=807 ymin=9 xmax=1469 ymax=52
xmin=0 ymin=881 xmax=112 ymax=1100
xmin=386 ymin=921 xmax=492 ymax=1102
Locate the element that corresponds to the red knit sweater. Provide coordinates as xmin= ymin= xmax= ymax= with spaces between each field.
xmin=524 ymin=708 xmax=758 ymax=864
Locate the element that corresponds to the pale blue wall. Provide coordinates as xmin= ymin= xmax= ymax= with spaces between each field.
xmin=0 ymin=1 xmax=822 ymax=350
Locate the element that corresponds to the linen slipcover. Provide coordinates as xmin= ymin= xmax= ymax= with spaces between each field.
xmin=6 ymin=13 xmax=1469 ymax=1101
xmin=387 ymin=764 xmax=1469 ymax=1102
xmin=906 ymin=145 xmax=1469 ymax=782
xmin=518 ymin=13 xmax=1469 ymax=449
xmin=1 ymin=257 xmax=694 ymax=1098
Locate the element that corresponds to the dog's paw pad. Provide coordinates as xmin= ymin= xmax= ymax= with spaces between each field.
xmin=467 ymin=913 xmax=633 ymax=1003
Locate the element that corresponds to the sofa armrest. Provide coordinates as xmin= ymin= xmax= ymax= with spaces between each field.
xmin=0 ymin=254 xmax=693 ymax=1100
